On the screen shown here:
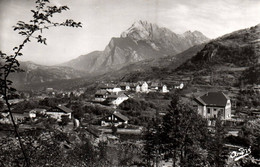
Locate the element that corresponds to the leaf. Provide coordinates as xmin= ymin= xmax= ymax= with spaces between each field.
xmin=9 ymin=87 xmax=16 ymax=92
xmin=16 ymin=61 xmax=20 ymax=67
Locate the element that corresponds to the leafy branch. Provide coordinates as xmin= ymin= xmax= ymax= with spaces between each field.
xmin=0 ymin=0 xmax=82 ymax=166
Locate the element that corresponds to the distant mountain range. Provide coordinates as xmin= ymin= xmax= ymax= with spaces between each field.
xmin=10 ymin=61 xmax=86 ymax=89
xmin=61 ymin=20 xmax=209 ymax=74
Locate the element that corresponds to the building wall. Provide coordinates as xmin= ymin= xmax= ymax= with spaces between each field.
xmin=112 ymin=88 xmax=122 ymax=93
xmin=95 ymin=94 xmax=107 ymax=102
xmin=95 ymin=97 xmax=106 ymax=102
xmin=101 ymin=120 xmax=128 ymax=127
xmin=161 ymin=85 xmax=169 ymax=93
xmin=101 ymin=114 xmax=128 ymax=127
xmin=197 ymin=104 xmax=231 ymax=120
xmin=29 ymin=112 xmax=36 ymax=118
xmin=197 ymin=105 xmax=206 ymax=117
xmin=225 ymin=100 xmax=232 ymax=120
xmin=125 ymin=86 xmax=130 ymax=91
xmin=46 ymin=112 xmax=71 ymax=121
xmin=111 ymin=96 xmax=128 ymax=106
xmin=141 ymin=82 xmax=148 ymax=92
xmin=205 ymin=107 xmax=224 ymax=119
xmin=136 ymin=85 xmax=141 ymax=92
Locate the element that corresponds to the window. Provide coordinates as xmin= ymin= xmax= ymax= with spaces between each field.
xmin=214 ymin=108 xmax=217 ymax=111
xmin=207 ymin=108 xmax=210 ymax=114
xmin=108 ymin=117 xmax=111 ymax=120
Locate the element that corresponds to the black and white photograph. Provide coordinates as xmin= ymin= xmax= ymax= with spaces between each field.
xmin=0 ymin=0 xmax=260 ymax=166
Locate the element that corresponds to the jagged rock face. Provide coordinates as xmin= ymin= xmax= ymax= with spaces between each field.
xmin=62 ymin=20 xmax=210 ymax=74
xmin=121 ymin=20 xmax=209 ymax=54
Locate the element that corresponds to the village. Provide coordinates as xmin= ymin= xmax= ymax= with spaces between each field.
xmin=1 ymin=78 xmax=259 ymax=140
xmin=0 ymin=73 xmax=259 ymax=166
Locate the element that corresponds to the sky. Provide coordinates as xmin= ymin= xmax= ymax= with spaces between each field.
xmin=0 ymin=0 xmax=260 ymax=65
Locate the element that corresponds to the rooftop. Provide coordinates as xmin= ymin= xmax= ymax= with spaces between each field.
xmin=51 ymin=104 xmax=73 ymax=113
xmin=195 ymin=91 xmax=230 ymax=107
xmin=113 ymin=111 xmax=129 ymax=121
xmin=95 ymin=90 xmax=109 ymax=95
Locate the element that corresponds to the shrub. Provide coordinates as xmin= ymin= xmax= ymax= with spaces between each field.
xmin=119 ymin=98 xmax=156 ymax=112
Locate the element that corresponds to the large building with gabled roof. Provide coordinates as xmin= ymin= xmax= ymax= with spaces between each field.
xmin=194 ymin=91 xmax=231 ymax=120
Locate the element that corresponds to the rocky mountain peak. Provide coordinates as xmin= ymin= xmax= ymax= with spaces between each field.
xmin=62 ymin=20 xmax=210 ymax=74
xmin=121 ymin=20 xmax=157 ymax=41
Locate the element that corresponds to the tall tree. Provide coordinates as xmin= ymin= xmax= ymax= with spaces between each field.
xmin=0 ymin=0 xmax=81 ymax=166
xmin=240 ymin=119 xmax=260 ymax=159
xmin=207 ymin=117 xmax=228 ymax=167
xmin=160 ymin=96 xmax=210 ymax=167
xmin=143 ymin=116 xmax=162 ymax=167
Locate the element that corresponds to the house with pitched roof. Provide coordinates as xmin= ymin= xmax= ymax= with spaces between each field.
xmin=105 ymin=92 xmax=129 ymax=106
xmin=159 ymin=84 xmax=169 ymax=93
xmin=100 ymin=83 xmax=121 ymax=93
xmin=10 ymin=110 xmax=30 ymax=123
xmin=174 ymin=82 xmax=184 ymax=89
xmin=194 ymin=92 xmax=231 ymax=120
xmin=95 ymin=90 xmax=110 ymax=102
xmin=128 ymin=83 xmax=138 ymax=92
xmin=46 ymin=104 xmax=73 ymax=121
xmin=135 ymin=81 xmax=148 ymax=93
xmin=101 ymin=111 xmax=129 ymax=127
xmin=149 ymin=82 xmax=159 ymax=92
xmin=119 ymin=82 xmax=131 ymax=91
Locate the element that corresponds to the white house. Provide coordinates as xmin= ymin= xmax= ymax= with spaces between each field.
xmin=140 ymin=81 xmax=149 ymax=93
xmin=174 ymin=82 xmax=184 ymax=89
xmin=101 ymin=111 xmax=129 ymax=127
xmin=136 ymin=85 xmax=141 ymax=92
xmin=159 ymin=84 xmax=169 ymax=93
xmin=46 ymin=104 xmax=72 ymax=121
xmin=194 ymin=92 xmax=231 ymax=120
xmin=112 ymin=87 xmax=122 ymax=93
xmin=119 ymin=82 xmax=131 ymax=91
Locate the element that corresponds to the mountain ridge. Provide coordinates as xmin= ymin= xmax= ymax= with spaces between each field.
xmin=61 ymin=20 xmax=210 ymax=74
xmin=117 ymin=23 xmax=260 ymax=86
xmin=10 ymin=61 xmax=87 ymax=89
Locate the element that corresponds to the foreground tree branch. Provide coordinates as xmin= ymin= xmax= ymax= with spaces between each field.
xmin=0 ymin=0 xmax=82 ymax=166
